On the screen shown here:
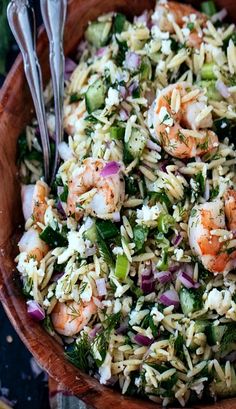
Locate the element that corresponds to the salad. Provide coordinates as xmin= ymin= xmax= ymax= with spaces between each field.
xmin=16 ymin=0 xmax=236 ymax=406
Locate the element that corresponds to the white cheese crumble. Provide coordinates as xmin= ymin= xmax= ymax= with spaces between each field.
xmin=150 ymin=306 xmax=164 ymax=324
xmin=105 ymin=87 xmax=120 ymax=107
xmin=99 ymin=352 xmax=112 ymax=384
xmin=136 ymin=204 xmax=163 ymax=225
xmin=161 ymin=39 xmax=172 ymax=56
xmin=205 ymin=288 xmax=232 ymax=315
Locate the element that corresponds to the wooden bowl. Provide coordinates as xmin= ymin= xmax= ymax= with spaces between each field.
xmin=0 ymin=0 xmax=236 ymax=408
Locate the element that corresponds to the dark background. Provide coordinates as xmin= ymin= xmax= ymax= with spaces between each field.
xmin=0 ymin=1 xmax=50 ymax=408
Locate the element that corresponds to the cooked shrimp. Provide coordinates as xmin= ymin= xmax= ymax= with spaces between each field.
xmin=67 ymin=158 xmax=125 ymax=220
xmin=188 ymin=190 xmax=236 ymax=274
xmin=18 ymin=228 xmax=49 ymax=261
xmin=63 ymin=99 xmax=86 ymax=136
xmin=154 ymin=1 xmax=206 ymax=48
xmin=51 ymin=300 xmax=97 ymax=336
xmin=21 ymin=180 xmax=49 ymax=223
xmin=153 ymin=83 xmax=219 ymax=159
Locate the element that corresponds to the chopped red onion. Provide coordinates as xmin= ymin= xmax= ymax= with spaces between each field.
xmin=160 ymin=289 xmax=179 ymax=308
xmin=27 ymin=300 xmax=45 ymax=321
xmin=178 ymin=271 xmax=199 ymax=289
xmin=146 ymin=139 xmax=161 ymax=152
xmin=169 ymin=264 xmax=180 ymax=273
xmin=134 ymin=10 xmax=149 ymax=25
xmin=211 ymin=8 xmax=227 ymax=23
xmin=56 ymin=200 xmax=67 ymax=220
xmin=119 ymin=108 xmax=129 ymax=121
xmin=119 ymin=85 xmax=128 ymax=99
xmin=171 ymin=233 xmax=183 ymax=247
xmin=116 ymin=319 xmax=129 ymax=334
xmin=58 ymin=142 xmax=74 ymax=161
xmin=125 ymin=52 xmax=141 ymax=71
xmin=95 ymin=47 xmax=108 ymax=57
xmin=159 ymin=160 xmax=169 ymax=173
xmin=204 ymin=179 xmax=210 ymax=201
xmin=85 ymin=246 xmax=96 ymax=257
xmin=223 ymin=351 xmax=236 ymax=362
xmin=51 ymin=272 xmax=64 ymax=282
xmin=100 ymin=161 xmax=121 ymax=177
xmin=89 ymin=323 xmax=102 ymax=338
xmin=112 ymin=211 xmax=121 ymax=222
xmin=96 ymin=278 xmax=107 ymax=296
xmin=65 ymin=57 xmax=77 ymax=81
xmin=128 ymin=80 xmax=139 ymax=95
xmin=133 ymin=334 xmax=154 ymax=346
xmin=155 ymin=270 xmax=172 ymax=284
xmin=141 ymin=265 xmax=155 ymax=293
xmin=215 ymin=80 xmax=230 ymax=99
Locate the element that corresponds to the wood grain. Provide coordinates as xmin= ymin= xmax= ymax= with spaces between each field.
xmin=0 ymin=0 xmax=236 ymax=408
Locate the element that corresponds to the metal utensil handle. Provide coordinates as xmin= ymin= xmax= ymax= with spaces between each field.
xmin=7 ymin=0 xmax=50 ymax=182
xmin=40 ymin=0 xmax=67 ymax=183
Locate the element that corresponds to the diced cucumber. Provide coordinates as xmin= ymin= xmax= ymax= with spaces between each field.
xmin=206 ymin=324 xmax=227 ymax=346
xmin=125 ymin=128 xmax=146 ymax=159
xmin=201 ymin=1 xmax=217 ymax=17
xmin=194 ymin=320 xmax=208 ymax=333
xmin=96 ymin=220 xmax=119 ymax=240
xmin=140 ymin=57 xmax=152 ymax=80
xmin=199 ymin=80 xmax=221 ymax=101
xmin=115 ymin=254 xmax=130 ymax=281
xmin=201 ymin=63 xmax=217 ymax=80
xmin=179 ymin=288 xmax=203 ymax=316
xmin=110 ymin=125 xmax=125 ymax=140
xmin=213 ymin=380 xmax=236 ymax=398
xmin=39 ymin=226 xmax=68 ymax=247
xmin=83 ymin=224 xmax=97 ymax=243
xmin=85 ymin=21 xmax=112 ymax=48
xmin=85 ymin=78 xmax=106 ymax=114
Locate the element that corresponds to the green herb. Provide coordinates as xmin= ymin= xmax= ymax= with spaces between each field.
xmin=187 ymin=22 xmax=195 ymax=31
xmin=140 ymin=57 xmax=152 ymax=81
xmin=96 ymin=219 xmax=119 ymax=240
xmin=93 ymin=312 xmax=121 ymax=366
xmin=125 ymin=176 xmax=139 ymax=196
xmin=178 ymin=130 xmax=188 ymax=146
xmin=195 ymin=172 xmax=205 ymax=195
xmin=123 ymin=142 xmax=134 ymax=165
xmin=148 ymin=191 xmax=172 ymax=209
xmin=113 ymin=13 xmax=126 ymax=34
xmin=201 ymin=63 xmax=217 ymax=80
xmin=69 ymin=92 xmax=82 ymax=103
xmin=43 ymin=316 xmax=55 ymax=336
xmin=132 ymin=86 xmax=140 ymax=98
xmin=22 ymin=278 xmax=33 ymax=297
xmin=155 ymin=232 xmax=170 ymax=249
xmin=157 ymin=213 xmax=175 ymax=234
xmin=191 ymin=208 xmax=197 ymax=217
xmin=157 ymin=249 xmax=169 ymax=271
xmin=174 ymin=334 xmax=185 ymax=361
xmin=65 ymin=333 xmax=92 ymax=371
xmin=133 ymin=225 xmax=149 ymax=251
xmin=116 ymin=39 xmax=128 ymax=66
xmin=59 ymin=185 xmax=68 ymax=202
xmin=39 ymin=226 xmax=68 ymax=247
xmin=97 ymin=235 xmax=114 ymax=267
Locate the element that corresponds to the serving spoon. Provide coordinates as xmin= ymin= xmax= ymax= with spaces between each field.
xmin=7 ymin=0 xmax=67 ymax=183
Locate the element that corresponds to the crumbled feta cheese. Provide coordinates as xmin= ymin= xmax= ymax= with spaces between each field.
xmin=105 ymin=87 xmax=120 ymax=107
xmin=80 ymin=277 xmax=92 ymax=302
xmin=151 ymin=26 xmax=169 ymax=40
xmin=174 ymin=248 xmax=184 ymax=261
xmin=99 ymin=353 xmax=112 ymax=384
xmin=157 ymin=60 xmax=165 ymax=72
xmin=150 ymin=306 xmax=164 ymax=324
xmin=205 ymin=288 xmax=231 ymax=315
xmin=136 ymin=204 xmax=163 ymax=225
xmin=158 ymin=106 xmax=174 ymax=126
xmin=112 ymin=246 xmax=124 ymax=256
xmin=129 ymin=309 xmax=150 ymax=326
xmin=161 ymin=39 xmax=172 ymax=55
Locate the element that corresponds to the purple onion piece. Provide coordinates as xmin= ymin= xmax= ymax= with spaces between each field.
xmin=27 ymin=300 xmax=45 ymax=321
xmin=171 ymin=233 xmax=183 ymax=247
xmin=56 ymin=200 xmax=67 ymax=220
xmin=89 ymin=323 xmax=102 ymax=339
xmin=159 ymin=290 xmax=180 ymax=308
xmin=134 ymin=10 xmax=149 ymax=25
xmin=155 ymin=271 xmax=172 ymax=284
xmin=125 ymin=52 xmax=141 ymax=71
xmin=65 ymin=57 xmax=77 ymax=81
xmin=146 ymin=139 xmax=161 ymax=152
xmin=119 ymin=108 xmax=129 ymax=121
xmin=133 ymin=334 xmax=154 ymax=346
xmin=100 ymin=161 xmax=121 ymax=178
xmin=51 ymin=272 xmax=64 ymax=282
xmin=128 ymin=80 xmax=139 ymax=95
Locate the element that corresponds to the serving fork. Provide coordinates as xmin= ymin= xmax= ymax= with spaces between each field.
xmin=7 ymin=0 xmax=67 ymax=183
